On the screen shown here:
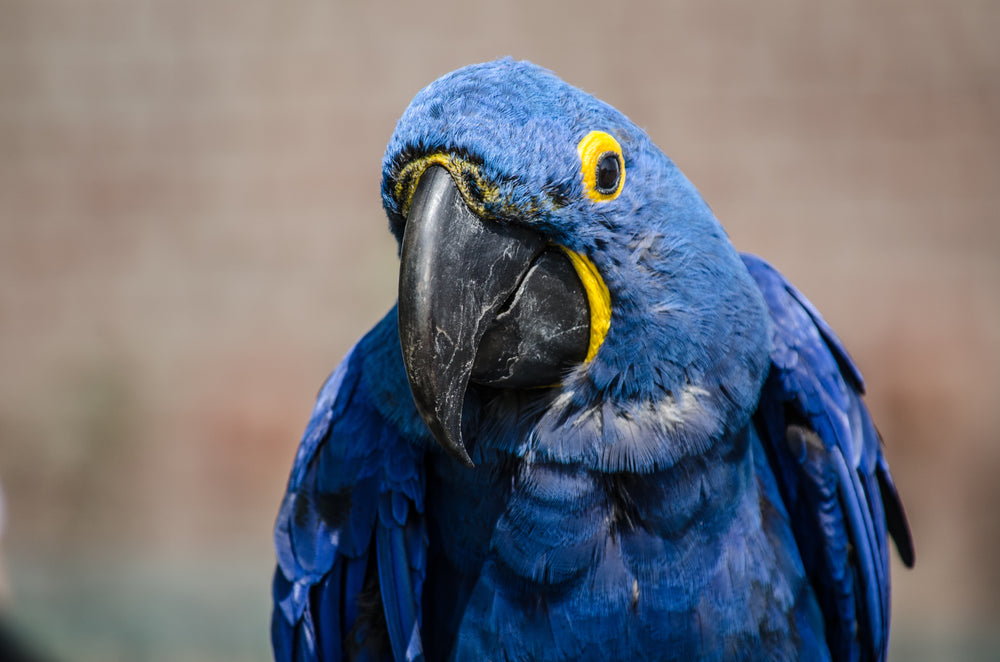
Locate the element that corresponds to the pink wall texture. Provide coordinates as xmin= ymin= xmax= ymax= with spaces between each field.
xmin=1 ymin=1 xmax=997 ymax=660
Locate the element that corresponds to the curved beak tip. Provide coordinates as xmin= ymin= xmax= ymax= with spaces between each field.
xmin=452 ymin=444 xmax=475 ymax=468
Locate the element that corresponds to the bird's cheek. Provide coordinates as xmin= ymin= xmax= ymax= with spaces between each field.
xmin=558 ymin=248 xmax=611 ymax=364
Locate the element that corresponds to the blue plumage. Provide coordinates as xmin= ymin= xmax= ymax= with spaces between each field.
xmin=272 ymin=59 xmax=912 ymax=661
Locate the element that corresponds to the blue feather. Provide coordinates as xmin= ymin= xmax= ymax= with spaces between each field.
xmin=272 ymin=59 xmax=910 ymax=662
xmin=271 ymin=309 xmax=429 ymax=662
xmin=744 ymin=253 xmax=912 ymax=661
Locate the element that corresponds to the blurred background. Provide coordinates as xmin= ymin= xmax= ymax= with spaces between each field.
xmin=1 ymin=1 xmax=997 ymax=660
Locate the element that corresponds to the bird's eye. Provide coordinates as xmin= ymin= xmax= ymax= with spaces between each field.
xmin=595 ymin=152 xmax=621 ymax=194
xmin=577 ymin=130 xmax=625 ymax=202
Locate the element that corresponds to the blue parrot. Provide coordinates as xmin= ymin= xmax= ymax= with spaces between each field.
xmin=271 ymin=59 xmax=913 ymax=662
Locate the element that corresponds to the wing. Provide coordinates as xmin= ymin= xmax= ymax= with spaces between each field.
xmin=272 ymin=311 xmax=428 ymax=662
xmin=742 ymin=254 xmax=913 ymax=662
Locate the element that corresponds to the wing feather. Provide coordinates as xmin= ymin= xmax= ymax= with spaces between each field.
xmin=272 ymin=312 xmax=428 ymax=662
xmin=743 ymin=254 xmax=912 ymax=662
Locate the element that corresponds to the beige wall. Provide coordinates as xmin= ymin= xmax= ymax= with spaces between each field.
xmin=1 ymin=1 xmax=997 ymax=659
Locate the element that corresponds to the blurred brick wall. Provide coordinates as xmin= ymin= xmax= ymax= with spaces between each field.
xmin=0 ymin=1 xmax=998 ymax=659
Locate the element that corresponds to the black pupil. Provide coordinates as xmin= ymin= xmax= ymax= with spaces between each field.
xmin=595 ymin=152 xmax=621 ymax=193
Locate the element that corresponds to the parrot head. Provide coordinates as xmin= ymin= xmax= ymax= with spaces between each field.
xmin=382 ymin=59 xmax=771 ymax=468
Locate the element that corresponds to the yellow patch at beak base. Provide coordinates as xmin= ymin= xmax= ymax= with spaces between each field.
xmin=559 ymin=247 xmax=611 ymax=362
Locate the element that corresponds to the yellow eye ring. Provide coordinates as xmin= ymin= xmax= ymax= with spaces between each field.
xmin=577 ymin=130 xmax=625 ymax=202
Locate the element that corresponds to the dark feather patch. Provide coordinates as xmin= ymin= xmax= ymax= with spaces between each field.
xmin=876 ymin=467 xmax=914 ymax=568
xmin=314 ymin=488 xmax=354 ymax=529
xmin=543 ymin=181 xmax=572 ymax=209
xmin=345 ymin=556 xmax=391 ymax=661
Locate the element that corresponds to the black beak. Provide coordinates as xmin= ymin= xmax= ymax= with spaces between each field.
xmin=398 ymin=166 xmax=589 ymax=466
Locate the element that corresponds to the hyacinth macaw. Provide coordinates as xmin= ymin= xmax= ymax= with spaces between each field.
xmin=271 ymin=58 xmax=913 ymax=662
